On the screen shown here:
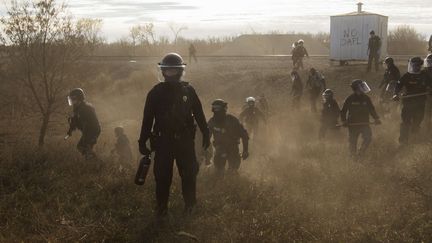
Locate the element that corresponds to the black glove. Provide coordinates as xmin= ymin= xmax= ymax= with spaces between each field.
xmin=202 ymin=132 xmax=210 ymax=150
xmin=242 ymin=151 xmax=249 ymax=160
xmin=138 ymin=140 xmax=151 ymax=156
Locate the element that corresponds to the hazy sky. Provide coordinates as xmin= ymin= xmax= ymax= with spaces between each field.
xmin=3 ymin=0 xmax=432 ymax=41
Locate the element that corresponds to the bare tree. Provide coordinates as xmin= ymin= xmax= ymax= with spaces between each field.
xmin=129 ymin=23 xmax=156 ymax=46
xmin=168 ymin=22 xmax=188 ymax=44
xmin=0 ymin=0 xmax=102 ymax=146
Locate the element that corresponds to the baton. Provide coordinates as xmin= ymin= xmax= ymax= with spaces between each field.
xmin=400 ymin=92 xmax=430 ymax=99
xmin=336 ymin=122 xmax=375 ymax=127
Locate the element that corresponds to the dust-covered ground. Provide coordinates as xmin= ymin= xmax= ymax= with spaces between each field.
xmin=1 ymin=57 xmax=432 ymax=242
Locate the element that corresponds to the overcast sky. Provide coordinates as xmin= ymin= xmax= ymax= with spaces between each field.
xmin=2 ymin=0 xmax=432 ymax=41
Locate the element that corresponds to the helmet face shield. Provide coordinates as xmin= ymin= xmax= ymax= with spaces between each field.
xmin=67 ymin=96 xmax=73 ymax=106
xmin=408 ymin=58 xmax=424 ymax=74
xmin=425 ymin=55 xmax=432 ymax=68
xmin=358 ymin=81 xmax=371 ymax=93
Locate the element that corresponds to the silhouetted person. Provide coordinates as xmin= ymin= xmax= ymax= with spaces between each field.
xmin=319 ymin=89 xmax=340 ymax=139
xmin=66 ymin=88 xmax=101 ymax=160
xmin=111 ymin=127 xmax=133 ymax=163
xmin=189 ymin=44 xmax=198 ymax=64
xmin=393 ymin=57 xmax=430 ymax=145
xmin=341 ymin=80 xmax=381 ymax=158
xmin=367 ymin=31 xmax=382 ymax=72
xmin=208 ymin=99 xmax=249 ymax=177
xmin=306 ymin=68 xmax=326 ymax=112
xmin=290 ymin=70 xmax=303 ymax=110
xmin=138 ymin=53 xmax=210 ymax=217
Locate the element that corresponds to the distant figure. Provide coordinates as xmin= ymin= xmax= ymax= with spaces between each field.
xmin=306 ymin=68 xmax=326 ymax=112
xmin=290 ymin=70 xmax=303 ymax=110
xmin=239 ymin=97 xmax=266 ymax=139
xmin=379 ymin=57 xmax=400 ymax=104
xmin=367 ymin=31 xmax=382 ymax=72
xmin=189 ymin=43 xmax=198 ymax=64
xmin=66 ymin=88 xmax=101 ymax=160
xmin=111 ymin=127 xmax=133 ymax=163
xmin=393 ymin=57 xmax=430 ymax=145
xmin=291 ymin=39 xmax=309 ymax=70
xmin=341 ymin=80 xmax=381 ymax=159
xmin=208 ymin=99 xmax=249 ymax=177
xmin=257 ymin=93 xmax=270 ymax=117
xmin=319 ymin=89 xmax=340 ymax=139
xmin=428 ymin=35 xmax=432 ymax=53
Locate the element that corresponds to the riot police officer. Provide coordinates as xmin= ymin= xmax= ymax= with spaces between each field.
xmin=341 ymin=80 xmax=381 ymax=158
xmin=393 ymin=57 xmax=429 ymax=145
xmin=379 ymin=57 xmax=400 ymax=103
xmin=319 ymin=89 xmax=340 ymax=139
xmin=138 ymin=53 xmax=210 ymax=216
xmin=239 ymin=97 xmax=266 ymax=139
xmin=306 ymin=68 xmax=326 ymax=112
xmin=208 ymin=99 xmax=249 ymax=177
xmin=66 ymin=88 xmax=101 ymax=160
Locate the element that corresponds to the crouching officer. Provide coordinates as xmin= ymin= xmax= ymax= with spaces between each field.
xmin=208 ymin=99 xmax=249 ymax=177
xmin=138 ymin=53 xmax=210 ymax=216
xmin=319 ymin=89 xmax=340 ymax=139
xmin=66 ymin=88 xmax=101 ymax=160
xmin=393 ymin=57 xmax=430 ymax=145
xmin=341 ymin=80 xmax=381 ymax=158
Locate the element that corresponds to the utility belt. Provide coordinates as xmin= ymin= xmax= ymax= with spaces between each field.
xmin=151 ymin=124 xmax=196 ymax=147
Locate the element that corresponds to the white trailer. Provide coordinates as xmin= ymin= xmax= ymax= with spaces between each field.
xmin=330 ymin=3 xmax=388 ymax=63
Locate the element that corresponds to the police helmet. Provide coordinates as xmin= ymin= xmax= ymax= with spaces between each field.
xmin=408 ymin=57 xmax=424 ymax=74
xmin=322 ymin=89 xmax=334 ymax=99
xmin=425 ymin=54 xmax=432 ymax=68
xmin=246 ymin=97 xmax=256 ymax=103
xmin=212 ymin=99 xmax=228 ymax=112
xmin=158 ymin=53 xmax=186 ymax=69
xmin=351 ymin=79 xmax=371 ymax=93
xmin=384 ymin=57 xmax=394 ymax=65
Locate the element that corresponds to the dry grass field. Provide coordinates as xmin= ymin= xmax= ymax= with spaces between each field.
xmin=1 ymin=57 xmax=432 ymax=242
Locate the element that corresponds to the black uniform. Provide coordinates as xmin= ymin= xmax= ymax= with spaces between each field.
xmin=208 ymin=114 xmax=249 ymax=175
xmin=292 ymin=46 xmax=309 ymax=70
xmin=291 ymin=76 xmax=303 ymax=109
xmin=69 ymin=102 xmax=101 ymax=159
xmin=114 ymin=134 xmax=133 ymax=163
xmin=395 ymin=73 xmax=430 ymax=144
xmin=423 ymin=68 xmax=432 ymax=129
xmin=139 ymin=81 xmax=208 ymax=212
xmin=319 ymin=98 xmax=340 ymax=139
xmin=239 ymin=106 xmax=265 ymax=138
xmin=367 ymin=35 xmax=381 ymax=72
xmin=306 ymin=72 xmax=326 ymax=112
xmin=341 ymin=94 xmax=379 ymax=156
xmin=380 ymin=64 xmax=400 ymax=101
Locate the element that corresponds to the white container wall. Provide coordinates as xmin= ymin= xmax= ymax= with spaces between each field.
xmin=330 ymin=12 xmax=388 ymax=61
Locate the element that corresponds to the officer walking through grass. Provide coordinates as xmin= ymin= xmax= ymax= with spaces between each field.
xmin=319 ymin=89 xmax=340 ymax=139
xmin=341 ymin=80 xmax=381 ymax=158
xmin=306 ymin=68 xmax=326 ymax=112
xmin=393 ymin=57 xmax=430 ymax=145
xmin=138 ymin=53 xmax=210 ymax=216
xmin=208 ymin=99 xmax=249 ymax=177
xmin=379 ymin=57 xmax=400 ymax=104
xmin=66 ymin=88 xmax=101 ymax=160
xmin=240 ymin=97 xmax=266 ymax=139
